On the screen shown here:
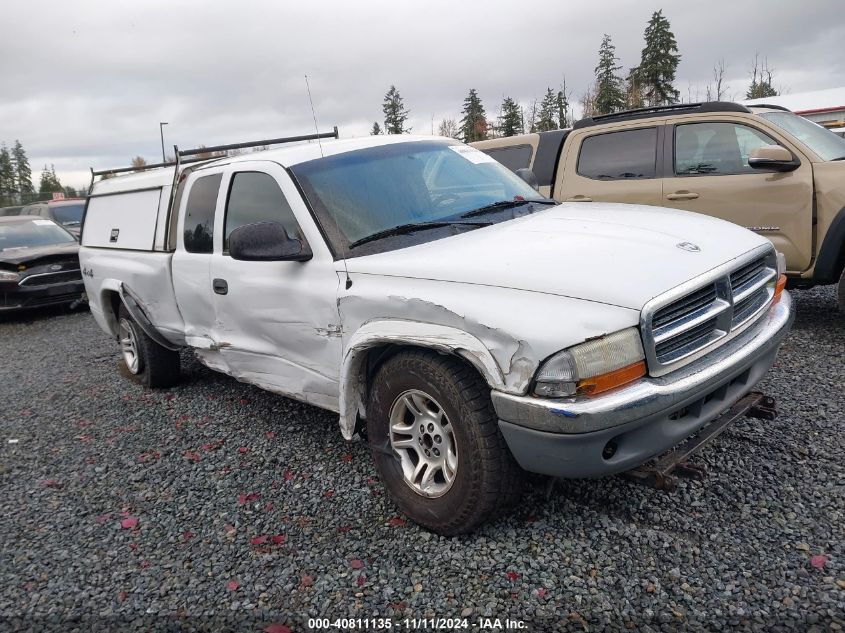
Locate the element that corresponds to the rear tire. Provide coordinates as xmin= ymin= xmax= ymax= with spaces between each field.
xmin=118 ymin=305 xmax=180 ymax=388
xmin=367 ymin=349 xmax=524 ymax=535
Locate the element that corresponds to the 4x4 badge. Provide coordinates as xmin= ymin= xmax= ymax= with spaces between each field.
xmin=676 ymin=242 xmax=700 ymax=252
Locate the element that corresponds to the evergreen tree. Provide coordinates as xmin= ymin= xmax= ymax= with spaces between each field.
xmin=637 ymin=10 xmax=681 ymax=106
xmin=64 ymin=185 xmax=78 ymax=198
xmin=38 ymin=164 xmax=63 ymax=195
xmin=382 ymin=85 xmax=410 ymax=134
xmin=594 ymin=35 xmax=626 ymax=115
xmin=0 ymin=145 xmax=15 ymax=198
xmin=370 ymin=122 xmax=382 ymax=135
xmin=498 ymin=97 xmax=523 ymax=137
xmin=459 ymin=89 xmax=488 ymax=142
xmin=536 ymin=88 xmax=558 ymax=131
xmin=746 ymin=54 xmax=778 ymax=99
xmin=12 ymin=140 xmax=33 ymax=195
xmin=557 ymin=80 xmax=570 ymax=128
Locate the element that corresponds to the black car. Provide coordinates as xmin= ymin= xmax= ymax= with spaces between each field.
xmin=21 ymin=199 xmax=86 ymax=238
xmin=0 ymin=216 xmax=85 ymax=312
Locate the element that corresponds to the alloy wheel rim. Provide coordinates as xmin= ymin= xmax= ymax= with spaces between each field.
xmin=119 ymin=318 xmax=141 ymax=374
xmin=388 ymin=389 xmax=458 ymax=498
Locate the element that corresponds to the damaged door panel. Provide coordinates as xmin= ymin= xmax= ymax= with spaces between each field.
xmin=208 ymin=162 xmax=343 ymax=410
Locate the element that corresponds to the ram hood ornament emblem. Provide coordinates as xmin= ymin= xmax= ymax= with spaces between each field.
xmin=676 ymin=242 xmax=701 ymax=252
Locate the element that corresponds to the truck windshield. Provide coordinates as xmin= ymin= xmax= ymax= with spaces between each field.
xmin=0 ymin=219 xmax=76 ymax=251
xmin=759 ymin=111 xmax=845 ymax=161
xmin=290 ymin=140 xmax=547 ymax=255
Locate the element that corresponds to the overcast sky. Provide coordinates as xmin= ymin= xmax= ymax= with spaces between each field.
xmin=2 ymin=0 xmax=843 ymax=189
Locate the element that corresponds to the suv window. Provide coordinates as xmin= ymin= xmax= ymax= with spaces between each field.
xmin=482 ymin=145 xmax=533 ymax=172
xmin=675 ymin=122 xmax=779 ymax=175
xmin=577 ymin=128 xmax=657 ymax=180
xmin=183 ymin=173 xmax=222 ymax=253
xmin=224 ymin=171 xmax=302 ymax=250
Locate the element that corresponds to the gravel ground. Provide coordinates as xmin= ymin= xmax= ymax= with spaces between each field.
xmin=0 ymin=288 xmax=842 ymax=633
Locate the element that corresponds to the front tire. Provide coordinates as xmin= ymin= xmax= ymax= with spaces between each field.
xmin=367 ymin=350 xmax=524 ymax=535
xmin=118 ymin=305 xmax=180 ymax=388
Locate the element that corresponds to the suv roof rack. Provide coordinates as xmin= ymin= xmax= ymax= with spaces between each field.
xmin=745 ymin=103 xmax=791 ymax=112
xmin=573 ymin=102 xmax=751 ymax=130
xmin=90 ymin=127 xmax=339 ymax=178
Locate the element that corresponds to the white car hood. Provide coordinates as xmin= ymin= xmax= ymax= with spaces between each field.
xmin=345 ymin=203 xmax=770 ymax=310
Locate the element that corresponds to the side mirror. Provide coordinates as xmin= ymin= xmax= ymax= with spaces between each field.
xmin=515 ymin=168 xmax=540 ymax=191
xmin=748 ymin=145 xmax=800 ymax=172
xmin=228 ymin=221 xmax=312 ymax=262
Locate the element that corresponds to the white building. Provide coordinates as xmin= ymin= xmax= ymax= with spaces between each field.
xmin=745 ymin=87 xmax=845 ymax=136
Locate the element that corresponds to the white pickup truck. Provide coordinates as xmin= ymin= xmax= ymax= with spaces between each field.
xmin=80 ymin=132 xmax=794 ymax=534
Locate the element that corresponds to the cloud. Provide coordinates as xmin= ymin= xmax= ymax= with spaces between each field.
xmin=1 ymin=0 xmax=842 ymax=188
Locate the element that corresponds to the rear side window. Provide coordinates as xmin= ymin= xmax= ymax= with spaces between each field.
xmin=482 ymin=145 xmax=533 ymax=172
xmin=577 ymin=128 xmax=658 ymax=180
xmin=224 ymin=171 xmax=302 ymax=250
xmin=183 ymin=173 xmax=222 ymax=253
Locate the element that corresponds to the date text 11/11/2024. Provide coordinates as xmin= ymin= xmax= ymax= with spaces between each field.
xmin=307 ymin=617 xmax=528 ymax=630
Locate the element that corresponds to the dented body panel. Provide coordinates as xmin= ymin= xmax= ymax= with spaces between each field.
xmin=80 ymin=135 xmax=791 ymax=464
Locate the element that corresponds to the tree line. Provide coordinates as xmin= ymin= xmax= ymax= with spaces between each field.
xmin=0 ymin=140 xmax=82 ymax=206
xmin=372 ymin=9 xmax=781 ymax=143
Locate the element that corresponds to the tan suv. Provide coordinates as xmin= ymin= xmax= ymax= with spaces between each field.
xmin=474 ymin=102 xmax=845 ymax=309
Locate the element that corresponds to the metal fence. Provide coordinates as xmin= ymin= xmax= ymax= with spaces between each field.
xmin=0 ymin=192 xmax=77 ymax=209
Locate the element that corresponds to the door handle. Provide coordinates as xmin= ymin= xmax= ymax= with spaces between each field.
xmin=566 ymin=195 xmax=593 ymax=202
xmin=666 ymin=191 xmax=699 ymax=201
xmin=212 ymin=278 xmax=228 ymax=295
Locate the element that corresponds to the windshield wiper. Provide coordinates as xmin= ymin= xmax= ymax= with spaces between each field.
xmin=460 ymin=198 xmax=556 ymax=219
xmin=63 ymin=221 xmax=81 ymax=226
xmin=348 ymin=221 xmax=487 ymax=249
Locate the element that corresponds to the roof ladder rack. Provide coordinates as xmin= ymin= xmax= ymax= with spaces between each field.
xmin=89 ymin=126 xmax=340 ymax=178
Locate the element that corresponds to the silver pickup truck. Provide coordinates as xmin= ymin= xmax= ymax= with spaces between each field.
xmin=79 ymin=132 xmax=793 ymax=534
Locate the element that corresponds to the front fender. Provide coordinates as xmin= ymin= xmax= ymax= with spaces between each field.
xmin=337 ymin=320 xmax=506 ymax=440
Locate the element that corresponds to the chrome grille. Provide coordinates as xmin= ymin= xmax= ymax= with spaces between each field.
xmin=652 ymin=283 xmax=718 ymax=329
xmin=655 ymin=316 xmax=720 ymax=362
xmin=641 ymin=248 xmax=777 ymax=377
xmin=18 ymin=269 xmax=82 ymax=287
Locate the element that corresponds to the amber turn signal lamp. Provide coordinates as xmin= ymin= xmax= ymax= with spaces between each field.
xmin=577 ymin=360 xmax=647 ymax=397
xmin=773 ymin=274 xmax=786 ymax=303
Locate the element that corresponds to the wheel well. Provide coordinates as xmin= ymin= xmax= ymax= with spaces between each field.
xmin=815 ymin=207 xmax=845 ymax=284
xmin=100 ymin=289 xmax=123 ymax=337
xmin=360 ymin=343 xmax=487 ymax=414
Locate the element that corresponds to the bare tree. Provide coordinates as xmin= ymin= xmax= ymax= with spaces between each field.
xmin=526 ymin=99 xmax=539 ymax=132
xmin=437 ymin=118 xmax=460 ymax=139
xmin=130 ymin=156 xmax=147 ymax=170
xmin=580 ymin=84 xmax=598 ymax=118
xmin=714 ymin=59 xmax=727 ymax=100
xmin=747 ymin=53 xmax=778 ymax=99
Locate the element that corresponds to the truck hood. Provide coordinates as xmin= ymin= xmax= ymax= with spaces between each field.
xmin=345 ymin=203 xmax=770 ymax=310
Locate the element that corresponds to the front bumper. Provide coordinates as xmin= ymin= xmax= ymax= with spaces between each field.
xmin=492 ymin=292 xmax=794 ymax=478
xmin=0 ymin=279 xmax=86 ymax=311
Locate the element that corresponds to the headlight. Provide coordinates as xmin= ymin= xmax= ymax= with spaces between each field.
xmin=0 ymin=271 xmax=20 ymax=282
xmin=534 ymin=327 xmax=646 ymax=398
